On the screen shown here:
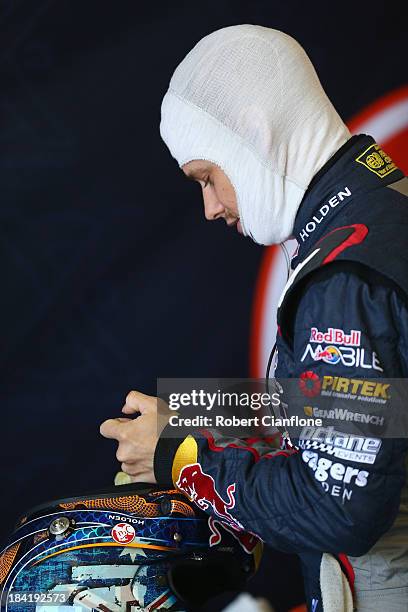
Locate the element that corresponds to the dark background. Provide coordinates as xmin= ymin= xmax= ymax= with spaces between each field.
xmin=1 ymin=1 xmax=406 ymax=610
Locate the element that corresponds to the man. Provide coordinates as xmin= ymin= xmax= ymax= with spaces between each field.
xmin=101 ymin=25 xmax=408 ymax=610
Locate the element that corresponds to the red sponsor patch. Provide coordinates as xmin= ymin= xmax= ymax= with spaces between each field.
xmin=299 ymin=371 xmax=321 ymax=398
xmin=111 ymin=522 xmax=136 ymax=544
xmin=310 ymin=327 xmax=361 ymax=347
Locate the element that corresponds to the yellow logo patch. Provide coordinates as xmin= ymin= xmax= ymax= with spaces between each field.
xmin=355 ymin=143 xmax=398 ymax=178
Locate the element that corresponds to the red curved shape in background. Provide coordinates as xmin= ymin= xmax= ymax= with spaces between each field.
xmin=249 ymin=245 xmax=280 ymax=379
xmin=250 ymin=85 xmax=408 ymax=377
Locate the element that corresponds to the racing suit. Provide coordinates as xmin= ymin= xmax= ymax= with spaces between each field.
xmin=154 ymin=135 xmax=408 ymax=611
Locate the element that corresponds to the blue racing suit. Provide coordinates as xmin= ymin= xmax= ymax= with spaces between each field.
xmin=154 ymin=135 xmax=408 ymax=611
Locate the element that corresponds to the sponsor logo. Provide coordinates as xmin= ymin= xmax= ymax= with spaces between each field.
xmin=315 ymin=345 xmax=341 ymax=364
xmin=299 ymin=425 xmax=381 ymax=464
xmin=107 ymin=514 xmax=145 ymax=525
xmin=300 ymin=374 xmax=390 ymax=404
xmin=355 ymin=143 xmax=398 ymax=178
xmin=298 ymin=187 xmax=352 ymax=242
xmin=301 ymin=343 xmax=383 ymax=371
xmin=302 ymin=450 xmax=370 ymax=484
xmin=367 ymin=151 xmax=384 ymax=169
xmin=301 ymin=437 xmax=371 ymax=502
xmin=176 ymin=463 xmax=258 ymax=553
xmin=310 ymin=327 xmax=361 ymax=347
xmin=321 ymin=375 xmax=390 ymax=404
xmin=111 ymin=522 xmax=136 ymax=544
xmin=304 ymin=405 xmax=385 ymax=427
xmin=299 ymin=370 xmax=321 ymax=398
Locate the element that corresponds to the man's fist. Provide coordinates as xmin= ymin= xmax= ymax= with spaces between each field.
xmin=100 ymin=390 xmax=170 ymax=483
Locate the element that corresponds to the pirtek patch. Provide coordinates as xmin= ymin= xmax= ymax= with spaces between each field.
xmin=322 ymin=376 xmax=390 ymax=399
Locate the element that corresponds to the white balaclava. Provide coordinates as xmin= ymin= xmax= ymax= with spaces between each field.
xmin=160 ymin=25 xmax=351 ymax=245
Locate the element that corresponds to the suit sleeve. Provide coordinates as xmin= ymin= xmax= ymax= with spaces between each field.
xmin=154 ymin=269 xmax=408 ymax=556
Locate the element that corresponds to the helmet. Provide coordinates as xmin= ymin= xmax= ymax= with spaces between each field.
xmin=0 ymin=484 xmax=262 ymax=611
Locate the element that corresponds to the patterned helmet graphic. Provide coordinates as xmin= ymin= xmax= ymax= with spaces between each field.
xmin=0 ymin=484 xmax=262 ymax=611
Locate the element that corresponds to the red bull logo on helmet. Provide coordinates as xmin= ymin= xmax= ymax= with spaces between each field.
xmin=111 ymin=522 xmax=136 ymax=544
xmin=176 ymin=463 xmax=259 ymax=553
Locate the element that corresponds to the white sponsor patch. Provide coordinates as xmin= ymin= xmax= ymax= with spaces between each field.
xmin=298 ymin=187 xmax=352 ymax=242
xmin=301 ymin=343 xmax=383 ymax=371
xmin=299 ymin=425 xmax=381 ymax=464
xmin=302 ymin=450 xmax=370 ymax=485
xmin=302 ymin=450 xmax=370 ymax=501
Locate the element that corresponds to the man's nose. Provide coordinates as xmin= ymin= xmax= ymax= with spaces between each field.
xmin=203 ymin=189 xmax=224 ymax=221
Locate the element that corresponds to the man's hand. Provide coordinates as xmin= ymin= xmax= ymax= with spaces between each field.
xmin=100 ymin=390 xmax=170 ymax=483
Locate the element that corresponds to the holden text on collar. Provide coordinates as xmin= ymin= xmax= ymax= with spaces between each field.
xmin=299 ymin=187 xmax=352 ymax=242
